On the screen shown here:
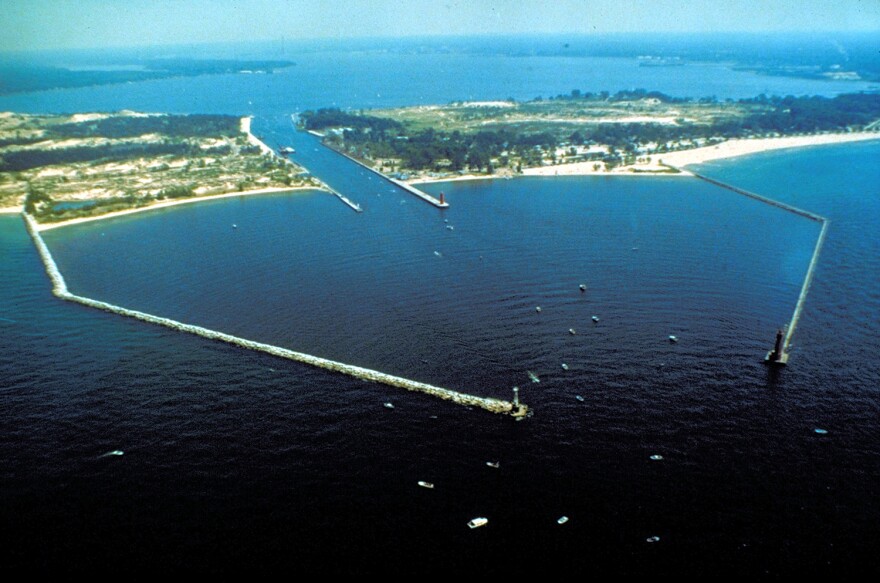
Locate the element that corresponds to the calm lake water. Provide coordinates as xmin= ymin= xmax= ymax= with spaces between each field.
xmin=1 ymin=40 xmax=878 ymax=575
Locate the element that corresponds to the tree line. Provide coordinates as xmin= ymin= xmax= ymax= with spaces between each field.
xmin=1 ymin=141 xmax=232 ymax=172
xmin=52 ymin=114 xmax=242 ymax=139
xmin=301 ymin=93 xmax=880 ymax=173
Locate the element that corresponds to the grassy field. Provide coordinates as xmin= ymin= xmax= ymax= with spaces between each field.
xmin=368 ymin=97 xmax=758 ymax=135
xmin=308 ymin=91 xmax=879 ymax=179
xmin=304 ymin=94 xmax=775 ymax=178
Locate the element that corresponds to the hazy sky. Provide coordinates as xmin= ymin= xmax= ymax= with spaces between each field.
xmin=3 ymin=0 xmax=878 ymax=52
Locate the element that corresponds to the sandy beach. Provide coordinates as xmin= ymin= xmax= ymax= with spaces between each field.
xmin=522 ymin=165 xmax=691 ymax=178
xmin=426 ymin=162 xmax=688 ymax=181
xmin=241 ymin=116 xmax=275 ymax=155
xmin=0 ymin=206 xmax=23 ymax=214
xmin=658 ymin=132 xmax=880 ymax=167
xmin=28 ymin=117 xmax=315 ymax=231
xmin=520 ymin=131 xmax=880 ymax=178
xmin=409 ymin=174 xmax=502 ymax=185
xmin=35 ymin=186 xmax=316 ymax=231
xmin=24 ymin=131 xmax=880 ymax=228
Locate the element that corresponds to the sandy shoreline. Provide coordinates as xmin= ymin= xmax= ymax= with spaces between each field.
xmin=20 ymin=131 xmax=880 ymax=229
xmin=519 ymin=132 xmax=880 ymax=178
xmin=241 ymin=116 xmax=275 ymax=156
xmin=35 ymin=186 xmax=316 ymax=231
xmin=410 ymin=174 xmax=501 ymax=185
xmin=0 ymin=206 xmax=23 ymax=214
xmin=658 ymin=132 xmax=880 ymax=167
xmin=31 ymin=117 xmax=315 ymax=231
xmin=522 ymin=166 xmax=691 ymax=178
xmin=412 ymin=131 xmax=878 ymax=182
xmin=412 ymin=164 xmax=689 ymax=183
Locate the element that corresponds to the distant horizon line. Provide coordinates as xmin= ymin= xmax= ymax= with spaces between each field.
xmin=3 ymin=29 xmax=880 ymax=59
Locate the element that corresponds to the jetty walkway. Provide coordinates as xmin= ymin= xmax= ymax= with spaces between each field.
xmin=23 ymin=213 xmax=526 ymax=418
xmin=667 ymin=165 xmax=829 ymax=364
xmin=324 ymin=184 xmax=363 ymax=213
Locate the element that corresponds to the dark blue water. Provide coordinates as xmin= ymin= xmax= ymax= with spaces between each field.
xmin=4 ymin=142 xmax=878 ymax=575
xmin=43 ymin=174 xmax=817 ymax=397
xmin=2 ymin=41 xmax=879 ymax=575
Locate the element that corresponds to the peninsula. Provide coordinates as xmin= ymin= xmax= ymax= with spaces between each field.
xmin=0 ymin=111 xmax=320 ymax=227
xmin=5 ymin=91 xmax=879 ymax=229
xmin=300 ymin=90 xmax=880 ymax=181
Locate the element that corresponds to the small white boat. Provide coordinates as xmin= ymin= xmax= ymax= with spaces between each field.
xmin=646 ymin=536 xmax=661 ymax=543
xmin=418 ymin=481 xmax=434 ymax=489
xmin=468 ymin=517 xmax=489 ymax=529
xmin=650 ymin=454 xmax=664 ymax=461
xmin=579 ymin=284 xmax=587 ymax=292
xmin=557 ymin=516 xmax=569 ymax=525
xmin=575 ymin=395 xmax=585 ymax=402
xmin=569 ymin=328 xmax=577 ymax=335
xmin=232 ymin=224 xmax=238 ymax=229
xmin=561 ymin=363 xmax=569 ymax=370
xmin=384 ymin=402 xmax=395 ymax=409
xmin=99 ymin=450 xmax=124 ymax=458
xmin=446 ymin=225 xmax=455 ymax=231
xmin=535 ymin=306 xmax=542 ymax=313
xmin=486 ymin=461 xmax=500 ymax=469
xmin=527 ymin=371 xmax=540 ymax=383
xmin=434 ymin=251 xmax=442 ymax=257
xmin=668 ymin=335 xmax=678 ymax=343
xmin=592 ymin=316 xmax=599 ymax=323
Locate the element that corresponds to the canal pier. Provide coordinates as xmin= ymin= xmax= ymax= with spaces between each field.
xmin=320 ymin=143 xmax=449 ymax=208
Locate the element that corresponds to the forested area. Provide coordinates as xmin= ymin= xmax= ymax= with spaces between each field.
xmin=52 ymin=114 xmax=241 ymax=139
xmin=300 ymin=93 xmax=880 ymax=173
xmin=0 ymin=114 xmax=242 ymax=172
